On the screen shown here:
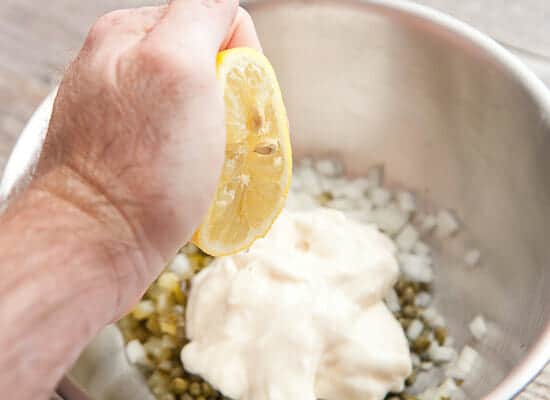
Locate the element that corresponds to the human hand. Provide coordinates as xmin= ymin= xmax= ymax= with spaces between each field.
xmin=34 ymin=0 xmax=261 ymax=316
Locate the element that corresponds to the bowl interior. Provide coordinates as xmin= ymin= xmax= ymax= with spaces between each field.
xmin=248 ymin=0 xmax=550 ymax=398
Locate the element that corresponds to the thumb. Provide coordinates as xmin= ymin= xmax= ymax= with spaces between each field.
xmin=145 ymin=0 xmax=239 ymax=58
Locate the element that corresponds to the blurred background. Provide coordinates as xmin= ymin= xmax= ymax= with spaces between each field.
xmin=0 ymin=0 xmax=548 ymax=398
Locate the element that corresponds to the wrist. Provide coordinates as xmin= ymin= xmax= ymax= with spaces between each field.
xmin=16 ymin=164 xmax=162 ymax=321
xmin=0 ymin=170 xmax=158 ymax=398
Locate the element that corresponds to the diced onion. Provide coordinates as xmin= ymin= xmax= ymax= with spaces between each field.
xmin=469 ymin=314 xmax=488 ymax=340
xmin=407 ymin=319 xmax=424 ymax=341
xmin=464 ymin=248 xmax=481 ymax=267
xmin=397 ymin=191 xmax=416 ymax=212
xmin=396 ymin=224 xmax=419 ymax=252
xmin=435 ymin=209 xmax=460 ymax=238
xmin=169 ymin=254 xmax=192 ymax=279
xmin=446 ymin=345 xmax=480 ymax=380
xmin=384 ymin=288 xmax=401 ymax=313
xmin=126 ymin=339 xmax=149 ymax=366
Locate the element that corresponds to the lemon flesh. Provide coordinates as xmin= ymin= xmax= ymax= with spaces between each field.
xmin=193 ymin=48 xmax=292 ymax=256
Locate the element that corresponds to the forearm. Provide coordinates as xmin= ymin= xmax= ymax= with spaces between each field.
xmin=0 ymin=168 xmax=155 ymax=399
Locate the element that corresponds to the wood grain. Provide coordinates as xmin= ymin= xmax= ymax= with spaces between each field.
xmin=0 ymin=1 xmax=547 ymax=399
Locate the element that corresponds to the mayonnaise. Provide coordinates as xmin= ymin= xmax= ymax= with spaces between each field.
xmin=181 ymin=208 xmax=412 ymax=400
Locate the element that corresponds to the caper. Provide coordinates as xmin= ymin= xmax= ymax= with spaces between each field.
xmin=401 ymin=286 xmax=416 ymax=305
xmin=405 ymin=370 xmax=417 ymax=386
xmin=402 ymin=305 xmax=418 ymax=319
xmin=394 ymin=278 xmax=408 ymax=295
xmin=171 ymin=377 xmax=189 ymax=394
xmin=189 ymin=382 xmax=202 ymax=396
xmin=318 ymin=191 xmax=334 ymax=205
xmin=398 ymin=317 xmax=412 ymax=329
xmin=434 ymin=326 xmax=448 ymax=346
xmin=201 ymin=382 xmax=213 ymax=396
xmin=412 ymin=334 xmax=431 ymax=353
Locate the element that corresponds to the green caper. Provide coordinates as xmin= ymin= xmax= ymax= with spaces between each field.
xmin=401 ymin=286 xmax=416 ymax=305
xmin=189 ymin=382 xmax=201 ymax=396
xmin=402 ymin=305 xmax=418 ymax=319
xmin=201 ymin=382 xmax=213 ymax=396
xmin=412 ymin=334 xmax=431 ymax=353
xmin=171 ymin=377 xmax=189 ymax=394
xmin=434 ymin=326 xmax=448 ymax=346
xmin=405 ymin=370 xmax=417 ymax=386
xmin=318 ymin=191 xmax=334 ymax=205
xmin=398 ymin=317 xmax=412 ymax=329
xmin=394 ymin=278 xmax=408 ymax=295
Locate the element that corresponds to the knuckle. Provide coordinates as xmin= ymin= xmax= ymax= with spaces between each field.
xmin=135 ymin=42 xmax=208 ymax=85
xmin=87 ymin=10 xmax=128 ymax=44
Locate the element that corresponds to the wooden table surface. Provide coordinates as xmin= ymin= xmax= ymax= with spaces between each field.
xmin=0 ymin=0 xmax=548 ymax=398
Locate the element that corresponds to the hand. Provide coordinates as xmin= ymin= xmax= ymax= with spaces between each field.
xmin=35 ymin=1 xmax=261 ymax=316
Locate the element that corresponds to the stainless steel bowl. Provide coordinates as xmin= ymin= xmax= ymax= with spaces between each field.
xmin=2 ymin=1 xmax=549 ymax=399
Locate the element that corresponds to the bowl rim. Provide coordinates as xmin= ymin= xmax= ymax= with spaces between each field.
xmin=1 ymin=0 xmax=549 ymax=399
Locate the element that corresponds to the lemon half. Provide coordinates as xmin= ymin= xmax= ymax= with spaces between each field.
xmin=192 ymin=48 xmax=292 ymax=256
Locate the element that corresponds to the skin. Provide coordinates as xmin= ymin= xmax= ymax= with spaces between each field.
xmin=0 ymin=1 xmax=261 ymax=398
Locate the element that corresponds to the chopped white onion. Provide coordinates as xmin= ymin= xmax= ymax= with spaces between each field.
xmin=344 ymin=210 xmax=374 ymax=225
xmin=396 ymin=224 xmax=420 ymax=252
xmin=384 ymin=288 xmax=401 ymax=313
xmin=327 ymin=197 xmax=357 ymax=211
xmin=422 ymin=307 xmax=446 ymax=327
xmin=290 ymin=173 xmax=304 ymax=192
xmin=407 ymin=319 xmax=424 ymax=341
xmin=415 ymin=292 xmax=432 ymax=308
xmin=446 ymin=345 xmax=480 ymax=380
xmin=314 ymin=159 xmax=342 ymax=177
xmin=126 ymin=339 xmax=149 ymax=366
xmin=298 ymin=166 xmax=322 ymax=195
xmin=371 ymin=205 xmax=409 ymax=235
xmin=469 ymin=314 xmax=488 ymax=340
xmin=428 ymin=343 xmax=457 ymax=363
xmin=332 ymin=178 xmax=368 ymax=200
xmin=436 ymin=209 xmax=460 ymax=238
xmin=418 ymin=377 xmax=465 ymax=400
xmin=370 ymin=187 xmax=392 ymax=207
xmin=169 ymin=254 xmax=192 ymax=279
xmin=355 ymin=196 xmax=373 ymax=212
xmin=418 ymin=213 xmax=437 ymax=235
xmin=286 ymin=192 xmax=318 ymax=211
xmin=397 ymin=191 xmax=416 ymax=212
xmin=439 ymin=378 xmax=459 ymax=395
xmin=399 ymin=253 xmax=434 ymax=283
xmin=411 ymin=353 xmax=421 ymax=367
xmin=464 ymin=248 xmax=481 ymax=267
xmin=367 ymin=165 xmax=384 ymax=187
xmin=413 ymin=241 xmax=431 ymax=256
xmin=420 ymin=361 xmax=434 ymax=371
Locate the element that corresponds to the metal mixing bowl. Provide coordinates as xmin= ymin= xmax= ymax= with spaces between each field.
xmin=1 ymin=1 xmax=549 ymax=399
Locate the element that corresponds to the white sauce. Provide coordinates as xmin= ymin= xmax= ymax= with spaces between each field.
xmin=182 ymin=209 xmax=411 ymax=400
